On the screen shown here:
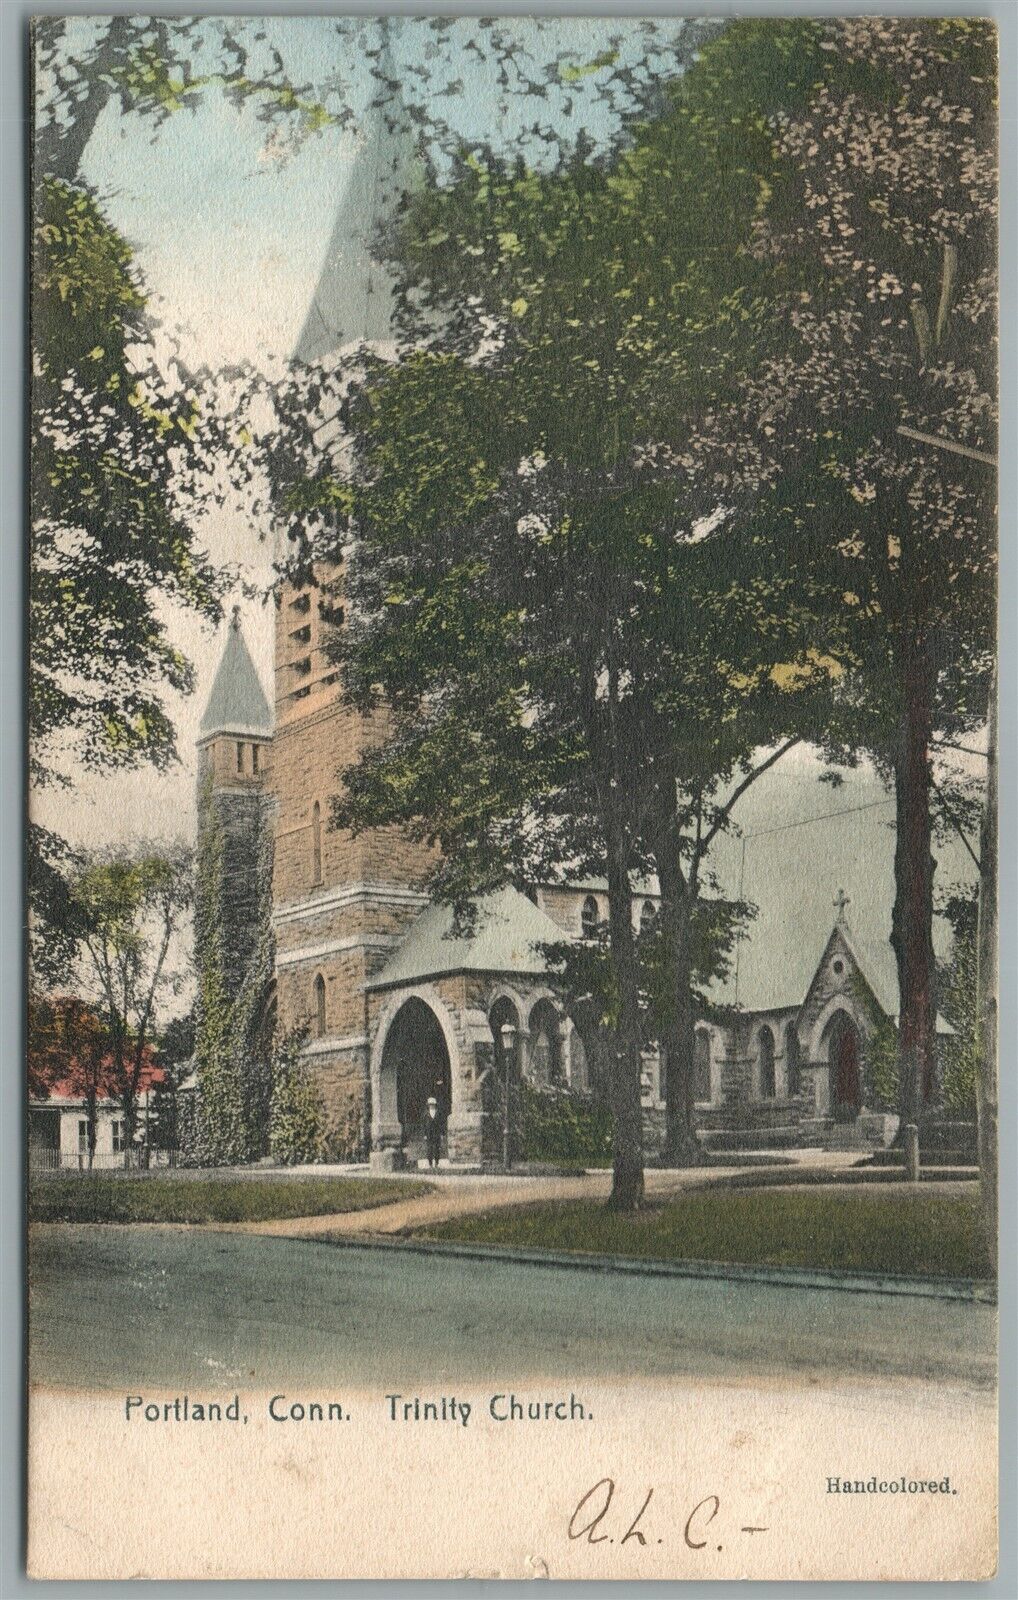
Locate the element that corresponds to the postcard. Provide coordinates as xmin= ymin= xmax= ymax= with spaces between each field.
xmin=27 ymin=14 xmax=998 ymax=1581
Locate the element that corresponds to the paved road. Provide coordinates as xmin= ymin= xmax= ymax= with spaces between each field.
xmin=29 ymin=1225 xmax=995 ymax=1396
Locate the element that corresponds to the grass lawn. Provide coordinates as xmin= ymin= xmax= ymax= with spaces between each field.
xmin=29 ymin=1174 xmax=429 ymax=1226
xmin=418 ymin=1189 xmax=992 ymax=1281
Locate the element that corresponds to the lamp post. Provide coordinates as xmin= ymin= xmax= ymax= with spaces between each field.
xmin=499 ymin=1021 xmax=517 ymax=1171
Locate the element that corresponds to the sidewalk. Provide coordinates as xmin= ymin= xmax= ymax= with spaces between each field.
xmin=223 ymin=1149 xmax=866 ymax=1240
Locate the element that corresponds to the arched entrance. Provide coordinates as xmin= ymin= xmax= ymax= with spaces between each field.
xmin=379 ymin=998 xmax=452 ymax=1161
xmin=826 ymin=1012 xmax=862 ymax=1120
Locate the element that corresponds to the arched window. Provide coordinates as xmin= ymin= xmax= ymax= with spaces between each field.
xmin=758 ymin=1025 xmax=776 ymax=1098
xmin=786 ymin=1027 xmax=801 ymax=1097
xmin=568 ymin=1029 xmax=588 ymax=1093
xmin=311 ymin=801 xmax=322 ymax=884
xmin=314 ymin=974 xmax=326 ymax=1038
xmin=639 ymin=899 xmax=656 ymax=934
xmin=529 ymin=999 xmax=563 ymax=1088
xmin=581 ymin=895 xmax=599 ymax=939
xmin=694 ymin=1029 xmax=712 ymax=1101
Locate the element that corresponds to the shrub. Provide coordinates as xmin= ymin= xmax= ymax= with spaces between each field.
xmin=520 ymin=1080 xmax=612 ymax=1165
xmin=269 ymin=1028 xmax=325 ymax=1166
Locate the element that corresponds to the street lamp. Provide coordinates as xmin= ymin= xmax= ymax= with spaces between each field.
xmin=499 ymin=1021 xmax=517 ymax=1171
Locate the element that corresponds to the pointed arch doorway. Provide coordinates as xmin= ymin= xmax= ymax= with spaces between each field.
xmin=826 ymin=1012 xmax=862 ymax=1120
xmin=378 ymin=998 xmax=452 ymax=1162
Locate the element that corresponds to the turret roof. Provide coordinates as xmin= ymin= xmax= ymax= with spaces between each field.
xmin=199 ymin=608 xmax=273 ymax=739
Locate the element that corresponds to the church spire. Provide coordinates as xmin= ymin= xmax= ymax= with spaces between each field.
xmin=199 ymin=607 xmax=273 ymax=739
xmin=293 ymin=17 xmax=421 ymax=364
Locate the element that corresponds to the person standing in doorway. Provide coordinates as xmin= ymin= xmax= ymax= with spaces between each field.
xmin=424 ymin=1095 xmax=443 ymax=1169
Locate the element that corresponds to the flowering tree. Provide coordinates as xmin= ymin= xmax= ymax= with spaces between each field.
xmin=738 ymin=17 xmax=997 ymax=1128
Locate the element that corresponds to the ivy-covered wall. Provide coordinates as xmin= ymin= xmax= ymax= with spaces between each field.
xmin=187 ymin=769 xmax=324 ymax=1165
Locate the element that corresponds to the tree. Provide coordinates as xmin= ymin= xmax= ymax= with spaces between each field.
xmin=70 ymin=843 xmax=192 ymax=1162
xmin=30 ymin=170 xmax=235 ymax=975
xmin=723 ymin=17 xmax=997 ymax=1128
xmin=975 ymin=682 xmax=997 ymax=1259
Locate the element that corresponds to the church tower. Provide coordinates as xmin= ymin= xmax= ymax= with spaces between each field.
xmin=196 ymin=606 xmax=274 ymax=1001
xmin=270 ymin=575 xmax=436 ymax=1154
xmin=270 ymin=28 xmax=435 ymax=1156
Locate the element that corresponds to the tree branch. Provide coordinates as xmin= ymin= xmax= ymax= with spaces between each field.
xmin=700 ymin=738 xmax=802 ymax=855
xmin=930 ymin=773 xmax=982 ymax=873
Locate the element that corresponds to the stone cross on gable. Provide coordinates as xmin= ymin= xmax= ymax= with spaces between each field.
xmin=833 ymin=888 xmax=850 ymax=922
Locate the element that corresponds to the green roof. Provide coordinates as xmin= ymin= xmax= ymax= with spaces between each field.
xmin=199 ymin=610 xmax=272 ymax=739
xmin=371 ymin=886 xmax=567 ymax=989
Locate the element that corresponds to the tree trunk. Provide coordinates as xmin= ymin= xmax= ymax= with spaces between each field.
xmin=652 ymin=797 xmax=700 ymax=1167
xmin=890 ymin=634 xmax=938 ymax=1133
xmin=85 ymin=1085 xmax=97 ymax=1171
xmin=603 ymin=826 xmax=645 ymax=1212
xmin=975 ymin=677 xmax=997 ymax=1261
xmin=32 ymin=18 xmax=134 ymax=185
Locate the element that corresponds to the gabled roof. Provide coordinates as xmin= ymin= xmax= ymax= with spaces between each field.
xmin=797 ymin=918 xmax=954 ymax=1036
xmin=370 ymin=886 xmax=568 ymax=990
xmin=199 ymin=609 xmax=273 ymax=740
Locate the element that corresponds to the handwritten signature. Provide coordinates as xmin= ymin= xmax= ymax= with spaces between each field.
xmin=568 ymin=1478 xmax=768 ymax=1552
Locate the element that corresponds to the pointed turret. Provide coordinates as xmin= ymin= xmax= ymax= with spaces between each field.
xmin=200 ymin=606 xmax=273 ymax=740
xmin=293 ymin=19 xmax=421 ymax=364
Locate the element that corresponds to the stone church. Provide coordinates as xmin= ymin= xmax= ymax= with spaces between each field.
xmin=196 ymin=609 xmax=944 ymax=1166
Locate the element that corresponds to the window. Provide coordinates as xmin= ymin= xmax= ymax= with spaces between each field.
xmin=758 ymin=1026 xmax=776 ymax=1099
xmin=252 ymin=743 xmax=260 ymax=775
xmin=581 ymin=896 xmax=599 ymax=939
xmin=314 ymin=974 xmax=327 ymax=1038
xmin=786 ymin=1027 xmax=801 ymax=1097
xmin=311 ymin=801 xmax=323 ymax=884
xmin=694 ymin=1030 xmax=712 ymax=1101
xmin=639 ymin=899 xmax=656 ymax=934
xmin=529 ymin=1000 xmax=563 ymax=1088
xmin=112 ymin=1120 xmax=126 ymax=1153
xmin=236 ymin=741 xmax=244 ymax=773
xmin=77 ymin=1119 xmax=88 ymax=1153
xmin=832 ymin=958 xmax=845 ymax=976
